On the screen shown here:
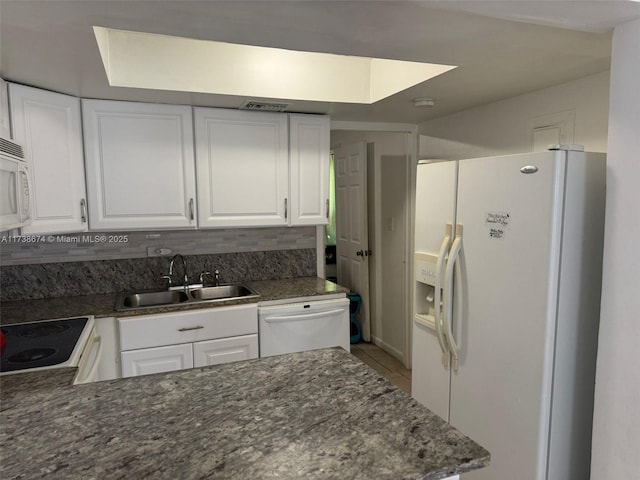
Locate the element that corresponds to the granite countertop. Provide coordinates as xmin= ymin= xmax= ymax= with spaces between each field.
xmin=0 ymin=276 xmax=349 ymax=325
xmin=0 ymin=348 xmax=489 ymax=479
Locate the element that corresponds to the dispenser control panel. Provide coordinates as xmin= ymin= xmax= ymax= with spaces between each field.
xmin=415 ymin=252 xmax=438 ymax=286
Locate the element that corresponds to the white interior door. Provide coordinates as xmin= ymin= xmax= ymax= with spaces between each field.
xmin=335 ymin=142 xmax=370 ymax=341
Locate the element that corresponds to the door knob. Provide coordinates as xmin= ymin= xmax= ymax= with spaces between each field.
xmin=356 ymin=250 xmax=364 ymax=256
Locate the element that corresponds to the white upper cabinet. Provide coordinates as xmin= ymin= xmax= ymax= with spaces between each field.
xmin=0 ymin=79 xmax=10 ymax=139
xmin=194 ymin=107 xmax=289 ymax=228
xmin=82 ymin=100 xmax=197 ymax=230
xmin=9 ymin=83 xmax=88 ymax=234
xmin=194 ymin=108 xmax=330 ymax=228
xmin=289 ymin=114 xmax=330 ymax=225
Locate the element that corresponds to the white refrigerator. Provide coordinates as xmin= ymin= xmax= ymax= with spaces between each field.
xmin=411 ymin=147 xmax=606 ymax=480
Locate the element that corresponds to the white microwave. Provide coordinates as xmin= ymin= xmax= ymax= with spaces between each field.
xmin=0 ymin=137 xmax=31 ymax=231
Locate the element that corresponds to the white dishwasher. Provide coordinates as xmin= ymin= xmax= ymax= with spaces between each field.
xmin=258 ymin=297 xmax=350 ymax=357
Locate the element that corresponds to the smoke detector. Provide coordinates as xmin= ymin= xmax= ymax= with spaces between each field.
xmin=239 ymin=101 xmax=290 ymax=112
xmin=414 ymin=97 xmax=435 ymax=107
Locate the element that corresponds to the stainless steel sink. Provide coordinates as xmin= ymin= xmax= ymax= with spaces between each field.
xmin=190 ymin=285 xmax=254 ymax=301
xmin=120 ymin=290 xmax=190 ymax=308
xmin=115 ymin=284 xmax=258 ymax=311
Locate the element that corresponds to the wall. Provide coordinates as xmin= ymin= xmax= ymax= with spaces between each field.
xmin=330 ymin=130 xmax=410 ymax=361
xmin=379 ymin=154 xmax=409 ymax=358
xmin=418 ymin=70 xmax=610 ymax=159
xmin=0 ymin=227 xmax=317 ymax=301
xmin=591 ymin=18 xmax=640 ymax=478
xmin=0 ymin=227 xmax=315 ymax=265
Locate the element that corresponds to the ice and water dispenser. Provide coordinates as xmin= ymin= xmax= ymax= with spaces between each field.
xmin=414 ymin=252 xmax=440 ymax=329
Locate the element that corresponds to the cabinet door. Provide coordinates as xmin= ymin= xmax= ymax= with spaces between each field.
xmin=194 ymin=107 xmax=288 ymax=227
xmin=0 ymin=79 xmax=10 ymax=139
xmin=289 ymin=114 xmax=330 ymax=225
xmin=193 ymin=334 xmax=259 ymax=367
xmin=121 ymin=343 xmax=193 ymax=378
xmin=83 ymin=99 xmax=196 ymax=230
xmin=9 ymin=83 xmax=88 ymax=234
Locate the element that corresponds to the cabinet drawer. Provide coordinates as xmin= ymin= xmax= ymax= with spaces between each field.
xmin=119 ymin=304 xmax=258 ymax=351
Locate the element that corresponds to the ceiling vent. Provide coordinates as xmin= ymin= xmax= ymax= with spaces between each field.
xmin=239 ymin=100 xmax=290 ymax=112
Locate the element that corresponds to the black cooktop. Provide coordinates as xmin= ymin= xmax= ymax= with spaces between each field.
xmin=0 ymin=317 xmax=89 ymax=373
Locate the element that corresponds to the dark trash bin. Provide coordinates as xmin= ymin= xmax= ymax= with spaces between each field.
xmin=347 ymin=291 xmax=362 ymax=344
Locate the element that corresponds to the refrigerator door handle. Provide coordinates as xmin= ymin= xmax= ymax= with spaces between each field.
xmin=444 ymin=224 xmax=463 ymax=371
xmin=434 ymin=224 xmax=452 ymax=366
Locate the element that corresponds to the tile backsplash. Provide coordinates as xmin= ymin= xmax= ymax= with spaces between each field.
xmin=0 ymin=227 xmax=316 ymax=265
xmin=0 ymin=227 xmax=318 ymax=301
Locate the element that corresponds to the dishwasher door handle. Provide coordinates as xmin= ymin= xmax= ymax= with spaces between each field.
xmin=263 ymin=308 xmax=346 ymax=323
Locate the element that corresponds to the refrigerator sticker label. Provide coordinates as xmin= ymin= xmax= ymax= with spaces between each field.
xmin=489 ymin=228 xmax=505 ymax=239
xmin=486 ymin=211 xmax=510 ymax=227
xmin=486 ymin=211 xmax=510 ymax=239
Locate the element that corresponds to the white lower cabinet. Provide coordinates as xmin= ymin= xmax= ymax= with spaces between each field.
xmin=118 ymin=304 xmax=258 ymax=378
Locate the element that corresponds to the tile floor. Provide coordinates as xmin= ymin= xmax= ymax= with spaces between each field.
xmin=350 ymin=342 xmax=412 ymax=394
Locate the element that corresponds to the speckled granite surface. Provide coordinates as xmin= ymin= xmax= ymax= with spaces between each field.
xmin=0 ymin=277 xmax=348 ymax=325
xmin=246 ymin=277 xmax=349 ymax=303
xmin=0 ymin=348 xmax=489 ymax=480
xmin=0 ymin=368 xmax=78 ymax=398
xmin=0 ymin=293 xmax=118 ymax=324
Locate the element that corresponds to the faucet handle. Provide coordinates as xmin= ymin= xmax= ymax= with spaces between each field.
xmin=199 ymin=271 xmax=211 ymax=284
xmin=161 ymin=274 xmax=173 ymax=288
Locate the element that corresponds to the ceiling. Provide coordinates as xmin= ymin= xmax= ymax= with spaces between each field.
xmin=1 ymin=0 xmax=639 ymax=124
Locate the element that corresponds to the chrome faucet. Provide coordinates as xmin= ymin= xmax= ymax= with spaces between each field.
xmin=167 ymin=254 xmax=189 ymax=293
xmin=198 ymin=269 xmax=220 ymax=287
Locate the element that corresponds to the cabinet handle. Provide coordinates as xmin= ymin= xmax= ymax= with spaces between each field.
xmin=189 ymin=198 xmax=194 ymax=221
xmin=178 ymin=326 xmax=204 ymax=332
xmin=284 ymin=198 xmax=288 ymax=220
xmin=326 ymin=199 xmax=330 ymax=219
xmin=80 ymin=198 xmax=87 ymax=223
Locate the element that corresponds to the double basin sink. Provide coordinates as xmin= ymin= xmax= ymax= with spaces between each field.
xmin=115 ymin=284 xmax=258 ymax=311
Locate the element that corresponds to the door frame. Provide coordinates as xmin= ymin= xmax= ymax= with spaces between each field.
xmin=324 ymin=121 xmax=418 ymax=367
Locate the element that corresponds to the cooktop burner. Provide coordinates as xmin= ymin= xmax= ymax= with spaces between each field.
xmin=19 ymin=324 xmax=71 ymax=337
xmin=8 ymin=348 xmax=57 ymax=363
xmin=0 ymin=317 xmax=89 ymax=373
